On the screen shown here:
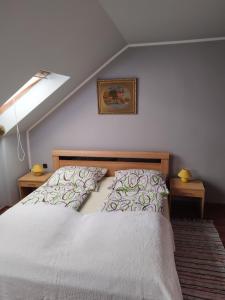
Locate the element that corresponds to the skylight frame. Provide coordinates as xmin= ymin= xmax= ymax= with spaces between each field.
xmin=0 ymin=70 xmax=50 ymax=115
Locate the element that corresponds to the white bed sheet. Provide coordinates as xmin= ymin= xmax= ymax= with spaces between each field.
xmin=80 ymin=176 xmax=170 ymax=220
xmin=0 ymin=203 xmax=182 ymax=300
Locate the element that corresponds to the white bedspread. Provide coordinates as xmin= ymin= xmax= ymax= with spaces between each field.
xmin=0 ymin=204 xmax=182 ymax=300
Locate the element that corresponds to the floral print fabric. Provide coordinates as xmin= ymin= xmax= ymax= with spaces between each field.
xmin=22 ymin=184 xmax=90 ymax=209
xmin=45 ymin=166 xmax=107 ymax=191
xmin=102 ymin=189 xmax=167 ymax=213
xmin=102 ymin=169 xmax=168 ymax=213
xmin=22 ymin=166 xmax=107 ymax=209
xmin=109 ymin=169 xmax=168 ymax=194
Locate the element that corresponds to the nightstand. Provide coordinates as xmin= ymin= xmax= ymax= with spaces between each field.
xmin=18 ymin=172 xmax=52 ymax=199
xmin=170 ymin=178 xmax=205 ymax=219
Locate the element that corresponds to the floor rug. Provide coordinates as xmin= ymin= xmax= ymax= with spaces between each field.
xmin=172 ymin=220 xmax=225 ymax=300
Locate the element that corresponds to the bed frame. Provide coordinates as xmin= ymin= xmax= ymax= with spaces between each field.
xmin=52 ymin=150 xmax=170 ymax=177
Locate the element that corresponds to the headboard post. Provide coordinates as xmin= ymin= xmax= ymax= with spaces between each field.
xmin=161 ymin=158 xmax=170 ymax=177
xmin=52 ymin=154 xmax=60 ymax=170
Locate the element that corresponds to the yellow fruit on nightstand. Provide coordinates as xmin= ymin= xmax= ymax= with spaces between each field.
xmin=31 ymin=164 xmax=44 ymax=176
xmin=178 ymin=168 xmax=192 ymax=183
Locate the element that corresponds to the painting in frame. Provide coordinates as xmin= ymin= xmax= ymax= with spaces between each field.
xmin=97 ymin=78 xmax=137 ymax=114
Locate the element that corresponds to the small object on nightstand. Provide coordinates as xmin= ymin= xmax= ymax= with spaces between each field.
xmin=178 ymin=168 xmax=192 ymax=183
xmin=31 ymin=164 xmax=44 ymax=176
xmin=170 ymin=178 xmax=205 ymax=219
xmin=18 ymin=172 xmax=52 ymax=199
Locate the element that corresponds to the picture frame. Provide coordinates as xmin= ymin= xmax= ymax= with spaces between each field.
xmin=97 ymin=78 xmax=137 ymax=114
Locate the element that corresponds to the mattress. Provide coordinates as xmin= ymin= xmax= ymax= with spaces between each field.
xmin=79 ymin=176 xmax=170 ymax=220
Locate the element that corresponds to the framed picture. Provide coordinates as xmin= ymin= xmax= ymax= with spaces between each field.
xmin=97 ymin=78 xmax=137 ymax=114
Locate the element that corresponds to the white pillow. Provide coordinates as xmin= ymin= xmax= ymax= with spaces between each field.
xmin=45 ymin=166 xmax=107 ymax=191
xmin=108 ymin=169 xmax=167 ymax=193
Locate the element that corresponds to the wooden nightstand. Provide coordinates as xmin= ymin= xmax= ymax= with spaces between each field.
xmin=170 ymin=178 xmax=205 ymax=219
xmin=18 ymin=172 xmax=52 ymax=199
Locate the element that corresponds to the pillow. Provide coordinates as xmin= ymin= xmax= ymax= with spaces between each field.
xmin=101 ymin=188 xmax=167 ymax=213
xmin=109 ymin=169 xmax=168 ymax=193
xmin=45 ymin=166 xmax=107 ymax=191
xmin=21 ymin=184 xmax=90 ymax=210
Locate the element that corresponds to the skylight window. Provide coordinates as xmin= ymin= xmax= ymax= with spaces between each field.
xmin=0 ymin=70 xmax=49 ymax=114
xmin=0 ymin=70 xmax=70 ymax=134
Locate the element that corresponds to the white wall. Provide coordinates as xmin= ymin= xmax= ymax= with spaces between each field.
xmin=0 ymin=0 xmax=125 ymax=207
xmin=0 ymin=0 xmax=125 ymax=131
xmin=0 ymin=141 xmax=7 ymax=208
xmin=29 ymin=41 xmax=225 ymax=203
xmin=0 ymin=134 xmax=29 ymax=206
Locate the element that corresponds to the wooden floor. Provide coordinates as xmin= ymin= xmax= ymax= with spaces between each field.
xmin=1 ymin=203 xmax=225 ymax=247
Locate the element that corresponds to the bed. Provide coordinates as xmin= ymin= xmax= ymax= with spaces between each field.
xmin=53 ymin=150 xmax=171 ymax=218
xmin=0 ymin=150 xmax=182 ymax=300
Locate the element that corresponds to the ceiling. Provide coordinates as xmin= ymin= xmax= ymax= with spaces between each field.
xmin=99 ymin=0 xmax=225 ymax=43
xmin=1 ymin=0 xmax=225 ymax=134
xmin=0 ymin=0 xmax=125 ymax=132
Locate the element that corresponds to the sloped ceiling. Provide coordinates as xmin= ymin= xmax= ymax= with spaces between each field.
xmin=0 ymin=0 xmax=125 ymax=131
xmin=99 ymin=0 xmax=225 ymax=43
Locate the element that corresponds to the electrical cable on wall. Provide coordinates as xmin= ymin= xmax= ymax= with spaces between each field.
xmin=14 ymin=102 xmax=25 ymax=162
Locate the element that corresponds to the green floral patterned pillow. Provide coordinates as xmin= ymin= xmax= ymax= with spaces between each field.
xmin=21 ymin=184 xmax=90 ymax=209
xmin=102 ymin=188 xmax=167 ymax=213
xmin=45 ymin=166 xmax=107 ymax=191
xmin=109 ymin=169 xmax=168 ymax=194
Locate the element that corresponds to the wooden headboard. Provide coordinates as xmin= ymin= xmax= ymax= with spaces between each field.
xmin=52 ymin=150 xmax=170 ymax=177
